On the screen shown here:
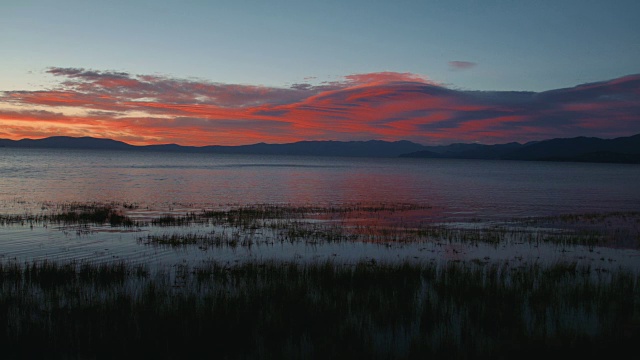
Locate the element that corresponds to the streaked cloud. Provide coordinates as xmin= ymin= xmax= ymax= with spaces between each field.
xmin=1 ymin=67 xmax=639 ymax=146
xmin=448 ymin=61 xmax=477 ymax=70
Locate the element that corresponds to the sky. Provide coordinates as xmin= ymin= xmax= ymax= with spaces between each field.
xmin=1 ymin=0 xmax=639 ymax=146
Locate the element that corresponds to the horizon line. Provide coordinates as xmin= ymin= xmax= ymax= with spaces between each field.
xmin=3 ymin=132 xmax=639 ymax=149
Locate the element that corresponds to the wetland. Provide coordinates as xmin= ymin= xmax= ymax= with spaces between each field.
xmin=1 ymin=148 xmax=639 ymax=358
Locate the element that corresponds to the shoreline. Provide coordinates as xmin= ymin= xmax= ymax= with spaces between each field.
xmin=2 ymin=201 xmax=639 ymax=357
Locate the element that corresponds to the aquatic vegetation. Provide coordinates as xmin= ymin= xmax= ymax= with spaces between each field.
xmin=140 ymin=213 xmax=639 ymax=251
xmin=0 ymin=201 xmax=139 ymax=227
xmin=2 ymin=201 xmax=639 ymax=251
xmin=1 ymin=201 xmax=639 ymax=357
xmin=139 ymin=230 xmax=251 ymax=249
xmin=47 ymin=205 xmax=136 ymax=227
xmin=0 ymin=259 xmax=638 ymax=358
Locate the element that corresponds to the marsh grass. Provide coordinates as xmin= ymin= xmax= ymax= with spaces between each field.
xmin=138 ymin=230 xmax=253 ymax=249
xmin=139 ymin=216 xmax=634 ymax=252
xmin=1 ymin=259 xmax=638 ymax=359
xmin=1 ymin=203 xmax=638 ymax=358
xmin=521 ymin=211 xmax=640 ymax=248
xmin=3 ymin=202 xmax=637 ymax=251
xmin=0 ymin=202 xmax=138 ymax=227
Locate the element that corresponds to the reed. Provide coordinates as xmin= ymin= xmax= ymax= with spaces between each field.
xmin=2 ymin=202 xmax=638 ymax=250
xmin=0 ymin=202 xmax=139 ymax=227
xmin=139 ymin=230 xmax=250 ymax=249
xmin=1 ymin=259 xmax=638 ymax=358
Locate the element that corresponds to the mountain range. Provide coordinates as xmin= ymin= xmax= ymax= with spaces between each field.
xmin=1 ymin=134 xmax=639 ymax=164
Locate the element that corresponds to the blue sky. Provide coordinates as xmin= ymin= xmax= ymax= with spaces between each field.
xmin=3 ymin=0 xmax=638 ymax=91
xmin=1 ymin=0 xmax=639 ymax=145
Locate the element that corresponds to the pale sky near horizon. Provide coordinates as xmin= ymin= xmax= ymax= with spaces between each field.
xmin=1 ymin=0 xmax=639 ymax=145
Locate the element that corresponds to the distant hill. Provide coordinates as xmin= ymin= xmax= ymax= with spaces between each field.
xmin=0 ymin=136 xmax=135 ymax=150
xmin=197 ymin=140 xmax=426 ymax=157
xmin=1 ymin=134 xmax=639 ymax=163
xmin=403 ymin=142 xmax=524 ymax=160
xmin=0 ymin=137 xmax=424 ymax=158
xmin=400 ymin=134 xmax=640 ymax=164
xmin=501 ymin=135 xmax=640 ymax=162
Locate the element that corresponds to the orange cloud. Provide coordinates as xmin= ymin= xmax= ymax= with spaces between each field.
xmin=1 ymin=68 xmax=639 ymax=146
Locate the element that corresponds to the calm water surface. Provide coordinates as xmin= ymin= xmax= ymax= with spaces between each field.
xmin=1 ymin=148 xmax=639 ymax=218
xmin=1 ymin=148 xmax=639 ymax=269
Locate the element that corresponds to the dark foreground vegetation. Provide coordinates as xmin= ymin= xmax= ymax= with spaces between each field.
xmin=1 ymin=259 xmax=638 ymax=359
xmin=1 ymin=202 xmax=639 ymax=358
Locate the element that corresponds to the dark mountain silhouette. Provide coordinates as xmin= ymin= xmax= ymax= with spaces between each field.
xmin=501 ymin=135 xmax=640 ymax=161
xmin=198 ymin=140 xmax=425 ymax=157
xmin=400 ymin=134 xmax=640 ymax=163
xmin=0 ymin=136 xmax=135 ymax=150
xmin=1 ymin=134 xmax=639 ymax=163
xmin=0 ymin=137 xmax=424 ymax=158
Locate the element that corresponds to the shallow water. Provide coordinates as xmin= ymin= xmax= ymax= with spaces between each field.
xmin=1 ymin=217 xmax=639 ymax=274
xmin=1 ymin=148 xmax=639 ymax=269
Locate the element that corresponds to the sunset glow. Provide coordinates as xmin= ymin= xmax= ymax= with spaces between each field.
xmin=2 ymin=1 xmax=639 ymax=146
xmin=2 ymin=2 xmax=640 ymax=357
xmin=1 ymin=68 xmax=639 ymax=146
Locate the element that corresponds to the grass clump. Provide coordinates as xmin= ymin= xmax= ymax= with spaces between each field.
xmin=1 ymin=259 xmax=638 ymax=359
xmin=2 ymin=202 xmax=638 ymax=250
xmin=0 ymin=202 xmax=138 ymax=227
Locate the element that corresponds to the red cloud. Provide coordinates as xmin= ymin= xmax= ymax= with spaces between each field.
xmin=1 ymin=68 xmax=639 ymax=146
xmin=343 ymin=72 xmax=432 ymax=85
xmin=448 ymin=61 xmax=477 ymax=70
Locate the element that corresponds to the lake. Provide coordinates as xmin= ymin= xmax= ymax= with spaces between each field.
xmin=2 ymin=147 xmax=639 ymax=218
xmin=0 ymin=147 xmax=639 ymax=270
xmin=2 ymin=147 xmax=640 ymax=357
